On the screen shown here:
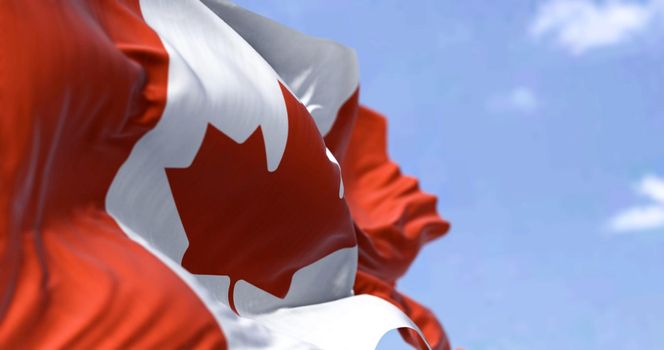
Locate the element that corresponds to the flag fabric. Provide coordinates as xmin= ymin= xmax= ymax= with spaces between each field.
xmin=0 ymin=1 xmax=451 ymax=349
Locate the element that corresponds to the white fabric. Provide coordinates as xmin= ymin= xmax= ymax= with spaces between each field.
xmin=116 ymin=223 xmax=316 ymax=350
xmin=202 ymin=0 xmax=360 ymax=136
xmin=106 ymin=0 xmax=430 ymax=348
xmin=255 ymin=295 xmax=431 ymax=350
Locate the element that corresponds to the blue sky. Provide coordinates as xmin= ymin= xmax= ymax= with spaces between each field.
xmin=234 ymin=1 xmax=664 ymax=349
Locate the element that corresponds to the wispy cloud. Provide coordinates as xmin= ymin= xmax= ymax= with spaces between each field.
xmin=487 ymin=87 xmax=538 ymax=114
xmin=608 ymin=174 xmax=664 ymax=233
xmin=637 ymin=174 xmax=664 ymax=202
xmin=530 ymin=0 xmax=664 ymax=55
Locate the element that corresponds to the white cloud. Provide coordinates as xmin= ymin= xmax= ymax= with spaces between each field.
xmin=608 ymin=174 xmax=664 ymax=233
xmin=488 ymin=86 xmax=538 ymax=114
xmin=609 ymin=205 xmax=664 ymax=232
xmin=509 ymin=87 xmax=539 ymax=113
xmin=637 ymin=174 xmax=664 ymax=203
xmin=530 ymin=0 xmax=663 ymax=55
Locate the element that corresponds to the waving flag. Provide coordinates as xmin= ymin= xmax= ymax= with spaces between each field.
xmin=0 ymin=1 xmax=450 ymax=349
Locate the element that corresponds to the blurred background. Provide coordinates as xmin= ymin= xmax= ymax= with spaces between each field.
xmin=235 ymin=1 xmax=664 ymax=349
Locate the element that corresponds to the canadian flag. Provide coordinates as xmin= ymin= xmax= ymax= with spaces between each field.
xmin=0 ymin=1 xmax=451 ymax=349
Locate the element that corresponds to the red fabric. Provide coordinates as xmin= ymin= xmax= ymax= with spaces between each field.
xmin=0 ymin=1 xmax=226 ymax=348
xmin=165 ymin=83 xmax=355 ymax=313
xmin=1 ymin=0 xmax=451 ymax=347
xmin=324 ymin=88 xmax=360 ymax=163
xmin=327 ymin=104 xmax=451 ymax=350
xmin=0 ymin=209 xmax=226 ymax=349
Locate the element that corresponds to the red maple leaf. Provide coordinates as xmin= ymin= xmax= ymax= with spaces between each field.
xmin=165 ymin=82 xmax=356 ymax=313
